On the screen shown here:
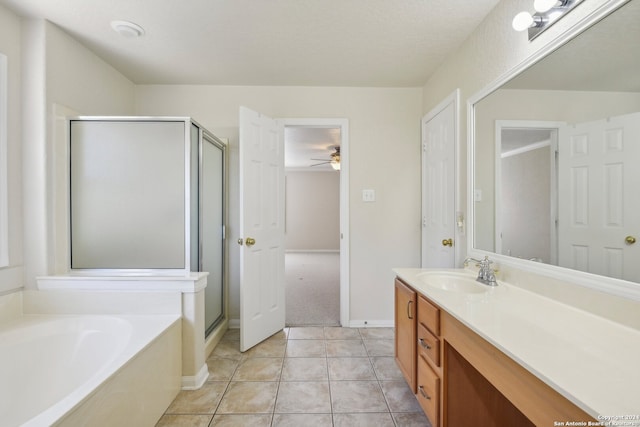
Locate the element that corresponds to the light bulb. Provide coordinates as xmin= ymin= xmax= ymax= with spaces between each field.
xmin=512 ymin=11 xmax=534 ymax=31
xmin=534 ymin=0 xmax=558 ymax=13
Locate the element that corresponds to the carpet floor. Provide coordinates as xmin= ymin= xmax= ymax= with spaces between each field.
xmin=285 ymin=252 xmax=340 ymax=327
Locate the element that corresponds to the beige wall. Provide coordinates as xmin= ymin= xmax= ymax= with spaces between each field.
xmin=20 ymin=18 xmax=135 ymax=288
xmin=285 ymin=171 xmax=340 ymax=251
xmin=501 ymin=146 xmax=551 ymax=261
xmin=0 ymin=5 xmax=24 ymax=293
xmin=135 ymin=85 xmax=423 ymax=324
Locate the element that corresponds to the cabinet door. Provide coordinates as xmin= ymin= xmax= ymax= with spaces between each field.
xmin=395 ymin=278 xmax=417 ymax=392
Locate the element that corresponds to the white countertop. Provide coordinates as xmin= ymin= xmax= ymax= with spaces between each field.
xmin=393 ymin=268 xmax=640 ymax=419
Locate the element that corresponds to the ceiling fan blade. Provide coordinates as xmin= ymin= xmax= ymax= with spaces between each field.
xmin=310 ymin=161 xmax=330 ymax=167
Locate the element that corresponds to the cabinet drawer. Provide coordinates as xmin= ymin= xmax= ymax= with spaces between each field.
xmin=417 ymin=354 xmax=440 ymax=427
xmin=417 ymin=323 xmax=440 ymax=367
xmin=418 ymin=295 xmax=440 ymax=336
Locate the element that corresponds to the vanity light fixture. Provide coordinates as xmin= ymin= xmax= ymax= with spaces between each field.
xmin=110 ymin=20 xmax=145 ymax=38
xmin=512 ymin=0 xmax=583 ymax=41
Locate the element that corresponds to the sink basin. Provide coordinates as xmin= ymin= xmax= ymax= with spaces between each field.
xmin=416 ymin=271 xmax=490 ymax=294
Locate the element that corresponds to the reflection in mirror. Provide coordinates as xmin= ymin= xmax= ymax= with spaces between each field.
xmin=472 ymin=0 xmax=640 ymax=283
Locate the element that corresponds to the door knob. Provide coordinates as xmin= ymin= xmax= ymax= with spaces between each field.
xmin=442 ymin=238 xmax=453 ymax=247
xmin=625 ymin=236 xmax=636 ymax=245
xmin=245 ymin=237 xmax=256 ymax=247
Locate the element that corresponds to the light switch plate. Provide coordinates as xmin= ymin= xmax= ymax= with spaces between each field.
xmin=362 ymin=189 xmax=376 ymax=202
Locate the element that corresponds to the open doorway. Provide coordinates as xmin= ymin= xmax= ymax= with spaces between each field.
xmin=283 ymin=121 xmax=347 ymax=326
xmin=495 ymin=120 xmax=562 ymax=264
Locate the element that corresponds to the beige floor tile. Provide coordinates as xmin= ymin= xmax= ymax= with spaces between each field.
xmin=242 ymin=339 xmax=287 ymax=358
xmin=210 ymin=414 xmax=272 ymax=427
xmin=288 ymin=326 xmax=325 ymax=339
xmin=371 ymin=356 xmax=406 ymax=381
xmin=364 ymin=339 xmax=395 ymax=356
xmin=281 ymin=357 xmax=328 ymax=381
xmin=221 ymin=328 xmax=240 ymax=342
xmin=324 ymin=326 xmax=361 ymax=340
xmin=275 ymin=381 xmax=331 ymax=413
xmin=380 ymin=381 xmax=423 ymax=413
xmin=326 ymin=339 xmax=368 ymax=357
xmin=165 ymin=382 xmax=228 ymax=414
xmin=266 ymin=328 xmax=289 ymax=341
xmin=206 ymin=358 xmax=239 ymax=381
xmin=216 ymin=381 xmax=278 ymax=414
xmin=231 ymin=357 xmax=283 ymax=381
xmin=330 ymin=381 xmax=389 ymax=413
xmin=210 ymin=340 xmax=243 ymax=360
xmin=358 ymin=327 xmax=395 ymax=340
xmin=333 ymin=412 xmax=396 ymax=427
xmin=155 ymin=414 xmax=213 ymax=427
xmin=392 ymin=411 xmax=433 ymax=427
xmin=165 ymin=327 xmax=432 ymax=426
xmin=285 ymin=339 xmax=326 ymax=357
xmin=327 ymin=357 xmax=376 ymax=380
xmin=273 ymin=413 xmax=333 ymax=427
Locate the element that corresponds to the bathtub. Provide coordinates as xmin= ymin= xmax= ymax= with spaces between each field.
xmin=0 ymin=313 xmax=182 ymax=427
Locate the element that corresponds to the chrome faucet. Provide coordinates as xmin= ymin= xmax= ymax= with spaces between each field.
xmin=463 ymin=255 xmax=498 ymax=286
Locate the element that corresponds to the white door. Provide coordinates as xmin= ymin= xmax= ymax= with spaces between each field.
xmin=239 ymin=106 xmax=286 ymax=351
xmin=558 ymin=112 xmax=640 ymax=281
xmin=422 ymin=98 xmax=456 ymax=268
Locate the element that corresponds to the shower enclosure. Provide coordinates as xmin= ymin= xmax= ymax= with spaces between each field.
xmin=69 ymin=117 xmax=226 ymax=335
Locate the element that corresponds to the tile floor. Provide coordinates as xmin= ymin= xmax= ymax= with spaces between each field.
xmin=156 ymin=327 xmax=431 ymax=427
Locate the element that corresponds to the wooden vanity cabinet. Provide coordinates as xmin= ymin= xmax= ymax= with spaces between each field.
xmin=395 ymin=278 xmax=417 ymax=391
xmin=395 ymin=278 xmax=443 ymax=426
xmin=416 ymin=294 xmax=442 ymax=426
xmin=394 ymin=276 xmax=595 ymax=427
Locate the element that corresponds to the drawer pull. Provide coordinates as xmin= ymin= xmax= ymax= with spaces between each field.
xmin=418 ymin=385 xmax=431 ymax=400
xmin=419 ymin=338 xmax=432 ymax=350
xmin=407 ymin=300 xmax=414 ymax=319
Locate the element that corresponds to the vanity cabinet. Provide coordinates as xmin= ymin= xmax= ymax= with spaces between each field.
xmin=394 ymin=276 xmax=593 ymax=427
xmin=394 ymin=278 xmax=417 ymax=391
xmin=416 ymin=295 xmax=442 ymax=426
xmin=395 ymin=277 xmax=443 ymax=426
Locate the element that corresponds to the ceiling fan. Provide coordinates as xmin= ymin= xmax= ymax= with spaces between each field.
xmin=310 ymin=146 xmax=341 ymax=170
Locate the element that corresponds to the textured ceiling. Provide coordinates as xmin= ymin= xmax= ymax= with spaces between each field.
xmin=1 ymin=0 xmax=500 ymax=87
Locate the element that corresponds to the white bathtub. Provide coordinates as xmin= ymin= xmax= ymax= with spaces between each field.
xmin=0 ymin=314 xmax=181 ymax=427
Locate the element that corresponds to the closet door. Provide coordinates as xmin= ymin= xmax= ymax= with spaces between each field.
xmin=70 ymin=120 xmax=185 ymax=270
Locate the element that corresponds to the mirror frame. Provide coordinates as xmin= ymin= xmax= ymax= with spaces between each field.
xmin=466 ymin=0 xmax=640 ymax=301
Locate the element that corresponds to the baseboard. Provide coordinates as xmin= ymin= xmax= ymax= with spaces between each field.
xmin=285 ymin=249 xmax=340 ymax=254
xmin=228 ymin=318 xmax=393 ymax=329
xmin=204 ymin=318 xmax=229 ymax=359
xmin=348 ymin=320 xmax=394 ymax=328
xmin=181 ymin=363 xmax=209 ymax=390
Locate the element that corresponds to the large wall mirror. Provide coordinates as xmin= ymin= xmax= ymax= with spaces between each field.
xmin=470 ymin=0 xmax=640 ymax=293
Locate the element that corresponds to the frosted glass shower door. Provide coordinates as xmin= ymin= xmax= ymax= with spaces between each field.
xmin=70 ymin=120 xmax=186 ymax=269
xmin=201 ymin=133 xmax=225 ymax=333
